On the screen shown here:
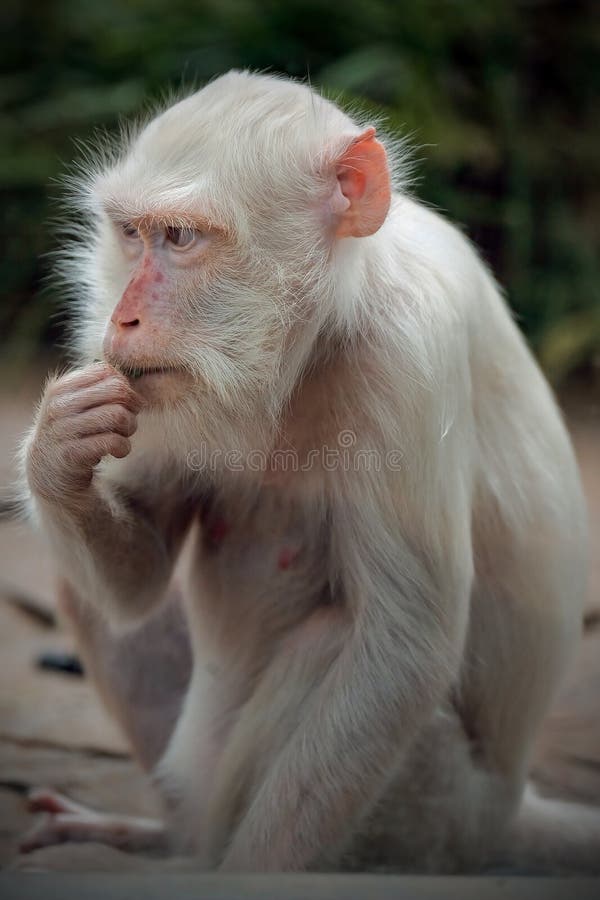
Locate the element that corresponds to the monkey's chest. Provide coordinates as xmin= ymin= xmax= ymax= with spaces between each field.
xmin=188 ymin=487 xmax=331 ymax=641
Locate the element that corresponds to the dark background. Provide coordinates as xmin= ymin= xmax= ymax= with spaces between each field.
xmin=1 ymin=0 xmax=599 ymax=387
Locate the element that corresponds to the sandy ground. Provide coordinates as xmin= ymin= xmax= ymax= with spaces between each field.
xmin=0 ymin=367 xmax=598 ymax=870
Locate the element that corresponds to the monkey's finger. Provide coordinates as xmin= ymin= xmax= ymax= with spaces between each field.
xmin=63 ymin=434 xmax=132 ymax=467
xmin=49 ymin=363 xmax=118 ymax=392
xmin=48 ymin=378 xmax=144 ymax=418
xmin=67 ymin=404 xmax=138 ymax=439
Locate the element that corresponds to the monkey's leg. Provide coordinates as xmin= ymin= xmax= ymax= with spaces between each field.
xmin=346 ymin=700 xmax=599 ymax=875
xmin=505 ymin=784 xmax=600 ymax=872
xmin=346 ymin=705 xmax=523 ymax=873
xmin=57 ymin=578 xmax=193 ymax=771
xmin=19 ymin=579 xmax=193 ymax=858
xmin=450 ymin=561 xmax=600 ymax=873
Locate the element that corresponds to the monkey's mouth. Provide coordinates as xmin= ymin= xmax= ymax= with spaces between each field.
xmin=103 ymin=359 xmax=195 ymax=405
xmin=122 ymin=365 xmax=196 ymax=407
xmin=112 ymin=363 xmax=186 ymax=381
xmin=127 ymin=366 xmax=173 ymax=379
xmin=100 ymin=356 xmax=182 ymax=380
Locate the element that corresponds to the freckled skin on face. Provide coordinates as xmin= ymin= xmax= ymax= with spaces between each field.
xmin=103 ymin=214 xmax=208 ymax=371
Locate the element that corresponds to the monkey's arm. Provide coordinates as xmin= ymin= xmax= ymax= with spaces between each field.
xmin=23 ymin=363 xmax=195 ymax=625
xmin=218 ymin=493 xmax=472 ymax=871
xmin=33 ymin=485 xmax=195 ymax=625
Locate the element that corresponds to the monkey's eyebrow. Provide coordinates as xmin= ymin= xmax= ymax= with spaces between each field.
xmin=102 ymin=202 xmax=226 ymax=235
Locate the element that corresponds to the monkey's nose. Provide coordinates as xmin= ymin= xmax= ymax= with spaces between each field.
xmin=103 ymin=318 xmax=143 ymax=362
xmin=112 ymin=313 xmax=140 ymax=328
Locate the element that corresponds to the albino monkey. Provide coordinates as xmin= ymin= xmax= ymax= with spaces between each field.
xmin=19 ymin=70 xmax=597 ymax=873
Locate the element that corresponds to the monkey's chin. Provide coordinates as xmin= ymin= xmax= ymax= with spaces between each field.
xmin=127 ymin=369 xmax=194 ymax=407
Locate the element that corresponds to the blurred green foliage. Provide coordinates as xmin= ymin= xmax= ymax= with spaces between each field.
xmin=1 ymin=0 xmax=599 ymax=381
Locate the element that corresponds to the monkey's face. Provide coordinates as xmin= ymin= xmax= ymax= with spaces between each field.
xmin=82 ymin=198 xmax=295 ymax=422
xmin=97 ymin=215 xmax=259 ymax=407
xmin=67 ymin=73 xmax=391 ymax=441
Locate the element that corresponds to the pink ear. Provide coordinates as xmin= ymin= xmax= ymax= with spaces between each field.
xmin=334 ymin=127 xmax=391 ymax=238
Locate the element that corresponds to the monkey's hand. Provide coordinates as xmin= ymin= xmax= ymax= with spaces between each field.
xmin=26 ymin=363 xmax=141 ymax=508
xmin=23 ymin=363 xmax=192 ymax=625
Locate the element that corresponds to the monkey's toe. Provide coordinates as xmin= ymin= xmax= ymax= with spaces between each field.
xmin=27 ymin=787 xmax=84 ymax=816
xmin=21 ymin=794 xmax=168 ymax=856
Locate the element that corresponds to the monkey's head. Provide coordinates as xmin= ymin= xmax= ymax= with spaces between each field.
xmin=64 ymin=71 xmax=393 ymax=452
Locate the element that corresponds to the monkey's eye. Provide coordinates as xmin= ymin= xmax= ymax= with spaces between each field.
xmin=165 ymin=226 xmax=200 ymax=251
xmin=121 ymin=222 xmax=140 ymax=241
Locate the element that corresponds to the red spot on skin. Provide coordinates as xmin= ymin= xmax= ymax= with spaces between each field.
xmin=154 ymin=271 xmax=165 ymax=283
xmin=278 ymin=547 xmax=298 ymax=571
xmin=206 ymin=518 xmax=229 ymax=549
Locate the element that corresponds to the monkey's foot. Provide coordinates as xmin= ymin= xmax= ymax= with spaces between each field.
xmin=20 ymin=788 xmax=168 ymax=855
